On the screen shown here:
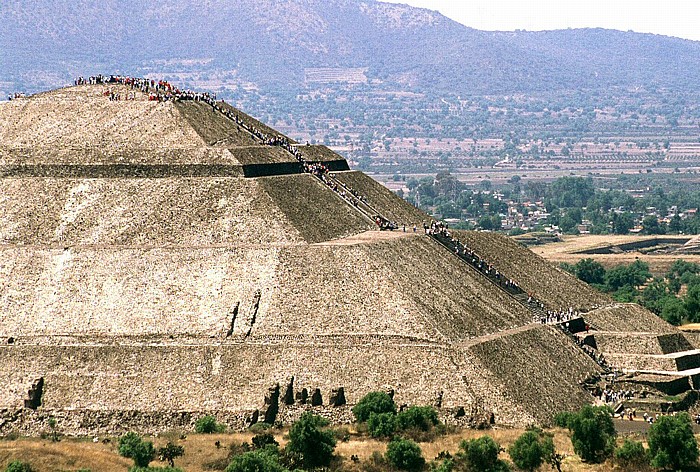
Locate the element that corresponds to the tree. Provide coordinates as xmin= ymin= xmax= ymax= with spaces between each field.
xmin=574 ymin=258 xmax=606 ymax=285
xmin=225 ymin=449 xmax=288 ymax=472
xmin=4 ymin=462 xmax=33 ymax=472
xmin=642 ymin=215 xmax=665 ymax=235
xmin=559 ymin=405 xmax=615 ymax=463
xmin=508 ymin=429 xmax=555 ymax=472
xmin=685 ymin=284 xmax=700 ymax=322
xmin=158 ymin=442 xmax=185 ymax=468
xmin=660 ymin=296 xmax=688 ymax=325
xmin=195 ymin=415 xmax=225 ymax=433
xmin=285 ymin=412 xmax=336 ymax=469
xmin=605 ymin=260 xmax=650 ymax=292
xmin=668 ymin=214 xmax=683 ymax=233
xmin=251 ymin=433 xmax=279 ymax=450
xmin=559 ymin=215 xmax=578 ymax=234
xmin=647 ymin=412 xmax=699 ymax=471
xmin=352 ymin=391 xmax=396 ymax=422
xmin=118 ymin=432 xmax=156 ymax=468
xmin=612 ymin=212 xmax=634 ymax=234
xmin=396 ymin=406 xmax=440 ymax=432
xmin=47 ymin=416 xmax=60 ymax=442
xmin=457 ymin=436 xmax=510 ymax=471
xmin=367 ymin=412 xmax=397 ymax=438
xmin=385 ymin=438 xmax=425 ymax=472
xmin=614 ymin=439 xmax=649 ymax=471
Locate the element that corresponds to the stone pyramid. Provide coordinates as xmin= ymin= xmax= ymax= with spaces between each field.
xmin=0 ymin=83 xmax=693 ymax=435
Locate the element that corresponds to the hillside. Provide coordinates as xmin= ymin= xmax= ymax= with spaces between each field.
xmin=2 ymin=0 xmax=700 ymax=96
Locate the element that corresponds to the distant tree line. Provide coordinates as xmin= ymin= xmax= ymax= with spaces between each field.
xmin=562 ymin=258 xmax=700 ymax=325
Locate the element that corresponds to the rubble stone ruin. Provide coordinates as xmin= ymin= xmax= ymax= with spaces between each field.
xmin=0 ymin=82 xmax=698 ymax=435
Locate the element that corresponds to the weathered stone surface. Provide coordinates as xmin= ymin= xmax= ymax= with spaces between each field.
xmin=261 ymin=384 xmax=280 ymax=424
xmin=311 ymin=389 xmax=323 ymax=406
xmin=24 ymin=378 xmax=43 ymax=410
xmin=330 ymin=387 xmax=346 ymax=407
xmin=296 ymin=388 xmax=308 ymax=405
xmin=283 ymin=377 xmax=295 ymax=406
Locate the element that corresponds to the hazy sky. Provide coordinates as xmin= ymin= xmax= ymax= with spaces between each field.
xmin=382 ymin=0 xmax=700 ymax=41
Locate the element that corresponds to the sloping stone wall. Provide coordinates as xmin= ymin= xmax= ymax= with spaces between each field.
xmin=333 ymin=171 xmax=428 ymax=227
xmin=259 ymin=174 xmax=373 ymax=243
xmin=0 ymin=342 xmax=476 ymax=414
xmin=0 ymin=87 xmax=206 ymax=152
xmin=456 ymin=231 xmax=610 ymax=309
xmin=174 ymin=101 xmax=259 ymax=147
xmin=0 ymin=177 xmax=305 ymax=246
xmin=467 ymin=325 xmax=600 ymax=424
xmin=585 ymin=304 xmax=675 ymax=334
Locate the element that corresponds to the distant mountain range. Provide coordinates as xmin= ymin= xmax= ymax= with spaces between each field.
xmin=2 ymin=0 xmax=700 ymax=95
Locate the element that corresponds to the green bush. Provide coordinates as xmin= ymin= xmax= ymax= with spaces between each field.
xmin=385 ymin=438 xmax=425 ymax=472
xmin=558 ymin=405 xmax=615 ymax=463
xmin=457 ymin=436 xmax=510 ymax=472
xmin=430 ymin=458 xmax=454 ymax=472
xmin=4 ymin=461 xmax=33 ymax=472
xmin=367 ymin=412 xmax=397 ymax=438
xmin=508 ymin=429 xmax=555 ymax=472
xmin=247 ymin=422 xmax=272 ymax=434
xmin=396 ymin=406 xmax=439 ymax=432
xmin=614 ymin=439 xmax=648 ymax=470
xmin=647 ymin=412 xmax=699 ymax=471
xmin=195 ymin=415 xmax=226 ymax=434
xmin=118 ymin=432 xmax=156 ymax=468
xmin=251 ymin=432 xmax=278 ymax=450
xmin=352 ymin=391 xmax=397 ymax=422
xmin=157 ymin=442 xmax=184 ymax=468
xmin=285 ymin=412 xmax=336 ymax=469
xmin=225 ymin=449 xmax=288 ymax=472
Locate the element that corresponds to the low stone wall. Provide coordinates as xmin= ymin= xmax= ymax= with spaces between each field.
xmin=0 ymin=403 xmax=490 ymax=438
xmin=0 ymin=146 xmax=237 ymax=167
xmin=617 ymin=374 xmax=691 ymax=396
xmin=595 ymin=332 xmax=694 ymax=356
xmin=605 ymin=353 xmax=678 ymax=372
xmin=0 ymin=164 xmax=244 ymax=178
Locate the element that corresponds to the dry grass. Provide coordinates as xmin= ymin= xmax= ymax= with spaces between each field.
xmin=532 ymin=234 xmax=700 ymax=276
xmin=0 ymin=427 xmax=647 ymax=472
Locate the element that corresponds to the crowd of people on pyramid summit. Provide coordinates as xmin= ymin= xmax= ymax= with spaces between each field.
xmin=74 ymin=74 xmax=218 ymax=103
xmin=7 ymin=92 xmax=26 ymax=100
xmin=73 ymin=74 xmax=399 ymax=229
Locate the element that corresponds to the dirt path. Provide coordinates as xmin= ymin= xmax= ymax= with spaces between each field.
xmin=314 ymin=229 xmax=418 ymax=246
xmin=456 ymin=323 xmax=541 ymax=348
